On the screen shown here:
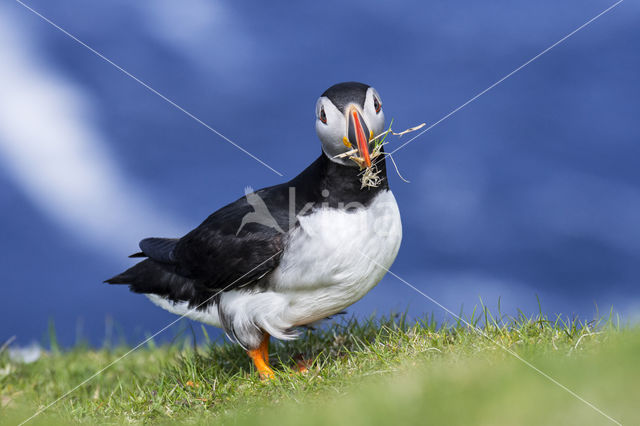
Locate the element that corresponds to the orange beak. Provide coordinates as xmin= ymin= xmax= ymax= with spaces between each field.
xmin=348 ymin=107 xmax=371 ymax=168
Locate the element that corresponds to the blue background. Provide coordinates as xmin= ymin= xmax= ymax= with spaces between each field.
xmin=1 ymin=0 xmax=638 ymax=347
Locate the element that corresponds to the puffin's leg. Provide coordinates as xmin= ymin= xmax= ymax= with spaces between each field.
xmin=260 ymin=333 xmax=270 ymax=365
xmin=247 ymin=333 xmax=274 ymax=379
xmin=294 ymin=355 xmax=311 ymax=374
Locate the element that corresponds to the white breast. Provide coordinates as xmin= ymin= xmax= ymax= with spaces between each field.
xmin=270 ymin=189 xmax=402 ymax=326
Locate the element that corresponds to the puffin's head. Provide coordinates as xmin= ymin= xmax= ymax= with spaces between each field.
xmin=315 ymin=82 xmax=385 ymax=168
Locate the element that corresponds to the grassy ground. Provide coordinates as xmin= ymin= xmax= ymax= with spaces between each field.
xmin=0 ymin=310 xmax=637 ymax=425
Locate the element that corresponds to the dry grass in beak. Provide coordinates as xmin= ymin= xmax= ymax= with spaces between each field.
xmin=334 ymin=121 xmax=426 ymax=189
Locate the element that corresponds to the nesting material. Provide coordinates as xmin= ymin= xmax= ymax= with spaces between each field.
xmin=334 ymin=122 xmax=426 ymax=188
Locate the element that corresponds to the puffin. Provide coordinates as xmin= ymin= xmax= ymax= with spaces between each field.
xmin=106 ymin=82 xmax=402 ymax=378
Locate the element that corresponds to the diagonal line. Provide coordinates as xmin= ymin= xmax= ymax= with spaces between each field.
xmin=13 ymin=0 xmax=284 ymax=177
xmin=385 ymin=0 xmax=624 ymax=159
xmin=359 ymin=250 xmax=622 ymax=425
xmin=18 ymin=249 xmax=283 ymax=425
xmin=371 ymin=4 xmax=625 ymax=421
xmin=13 ymin=1 xmax=624 ymax=424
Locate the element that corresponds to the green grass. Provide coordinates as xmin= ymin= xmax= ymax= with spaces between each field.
xmin=1 ymin=309 xmax=637 ymax=425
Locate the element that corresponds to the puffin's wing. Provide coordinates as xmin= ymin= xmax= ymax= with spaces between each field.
xmin=172 ymin=196 xmax=286 ymax=292
xmin=126 ymin=237 xmax=179 ymax=262
xmin=106 ymin=187 xmax=289 ymax=301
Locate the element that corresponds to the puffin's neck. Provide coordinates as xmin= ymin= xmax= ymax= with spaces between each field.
xmin=289 ymin=149 xmax=389 ymax=207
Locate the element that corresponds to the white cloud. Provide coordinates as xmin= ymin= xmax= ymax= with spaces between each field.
xmin=135 ymin=0 xmax=258 ymax=91
xmin=0 ymin=6 xmax=185 ymax=255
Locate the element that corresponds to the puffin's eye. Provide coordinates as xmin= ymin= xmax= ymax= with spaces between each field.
xmin=374 ymin=97 xmax=382 ymax=114
xmin=319 ymin=107 xmax=327 ymax=124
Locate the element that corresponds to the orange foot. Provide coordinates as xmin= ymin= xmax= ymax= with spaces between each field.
xmin=294 ymin=354 xmax=312 ymax=374
xmin=247 ymin=334 xmax=274 ymax=380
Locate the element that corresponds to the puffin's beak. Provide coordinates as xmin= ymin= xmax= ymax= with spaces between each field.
xmin=347 ymin=107 xmax=372 ymax=168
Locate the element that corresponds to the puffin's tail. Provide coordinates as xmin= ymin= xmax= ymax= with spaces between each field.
xmin=105 ymin=259 xmax=205 ymax=307
xmin=104 ymin=258 xmax=176 ymax=292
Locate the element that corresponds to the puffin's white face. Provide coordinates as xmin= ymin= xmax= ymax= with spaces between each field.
xmin=315 ymin=85 xmax=385 ymax=167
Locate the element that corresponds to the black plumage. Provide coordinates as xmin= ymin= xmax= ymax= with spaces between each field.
xmin=322 ymin=81 xmax=369 ymax=113
xmin=105 ymin=152 xmax=388 ymax=309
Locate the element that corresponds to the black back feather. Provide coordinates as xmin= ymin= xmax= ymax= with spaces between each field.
xmin=139 ymin=237 xmax=178 ymax=264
